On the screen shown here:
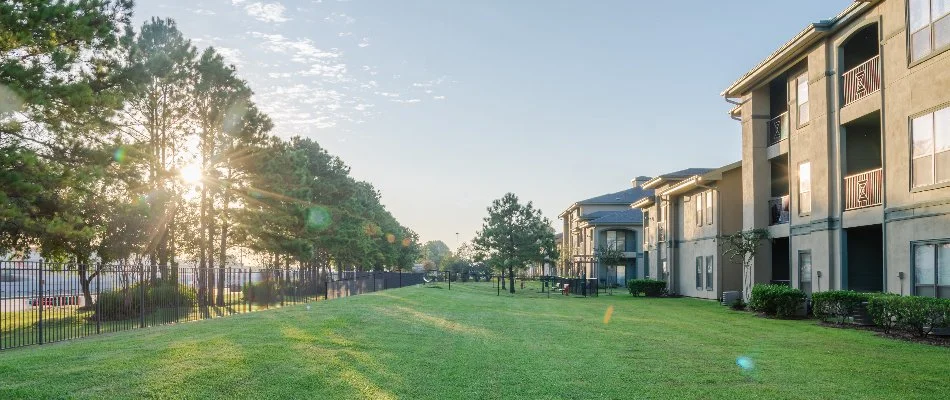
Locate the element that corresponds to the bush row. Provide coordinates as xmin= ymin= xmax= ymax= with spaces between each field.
xmin=627 ymin=279 xmax=666 ymax=297
xmin=770 ymin=288 xmax=950 ymax=338
xmin=96 ymin=282 xmax=197 ymax=320
xmin=748 ymin=284 xmax=806 ymax=319
xmin=866 ymin=294 xmax=950 ymax=337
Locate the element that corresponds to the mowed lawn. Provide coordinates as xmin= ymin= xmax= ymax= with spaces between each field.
xmin=1 ymin=283 xmax=948 ymax=399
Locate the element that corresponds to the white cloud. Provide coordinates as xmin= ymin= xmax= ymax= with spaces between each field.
xmin=433 ymin=95 xmax=446 ymax=100
xmin=338 ymin=32 xmax=352 ymax=37
xmin=392 ymin=99 xmax=422 ymax=104
xmin=245 ymin=2 xmax=289 ymax=23
xmin=358 ymin=37 xmax=370 ymax=48
xmin=325 ymin=12 xmax=355 ymax=24
xmin=250 ymin=32 xmax=341 ymax=63
xmin=215 ymin=47 xmax=243 ymax=66
xmin=190 ymin=8 xmax=216 ymax=16
xmin=375 ymin=91 xmax=400 ymax=98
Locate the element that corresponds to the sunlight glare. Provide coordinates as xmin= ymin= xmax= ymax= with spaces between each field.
xmin=181 ymin=163 xmax=203 ymax=184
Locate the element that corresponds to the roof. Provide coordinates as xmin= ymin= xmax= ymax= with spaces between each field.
xmin=578 ymin=186 xmax=654 ymax=205
xmin=721 ymin=1 xmax=877 ymax=97
xmin=579 ymin=211 xmax=616 ymax=221
xmin=642 ymin=168 xmax=716 ymax=189
xmin=660 ymin=161 xmax=742 ymax=197
xmin=587 ymin=209 xmax=644 ymax=226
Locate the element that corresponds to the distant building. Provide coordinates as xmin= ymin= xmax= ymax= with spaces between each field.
xmin=558 ymin=177 xmax=653 ymax=286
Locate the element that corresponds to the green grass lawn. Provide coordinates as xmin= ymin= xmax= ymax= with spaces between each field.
xmin=1 ymin=282 xmax=948 ymax=399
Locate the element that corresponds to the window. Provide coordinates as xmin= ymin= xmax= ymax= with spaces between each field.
xmin=695 ymin=194 xmax=703 ymax=226
xmin=800 ymin=251 xmax=813 ymax=295
xmin=705 ymin=191 xmax=713 ymax=225
xmin=658 ymin=202 xmax=666 ymax=222
xmin=705 ymin=256 xmax=713 ymax=291
xmin=606 ymin=231 xmax=625 ymax=251
xmin=914 ymin=242 xmax=950 ymax=298
xmin=799 ymin=162 xmax=812 ymax=215
xmin=910 ymin=0 xmax=950 ymax=62
xmin=797 ymin=73 xmax=809 ymax=125
xmin=911 ymin=106 xmax=950 ymax=188
xmin=696 ymin=257 xmax=703 ymax=290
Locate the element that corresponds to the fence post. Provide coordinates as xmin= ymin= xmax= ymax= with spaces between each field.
xmin=372 ymin=272 xmax=376 ymax=292
xmin=38 ymin=259 xmax=44 ymax=345
xmin=399 ymin=269 xmax=402 ymax=288
xmin=96 ymin=264 xmax=101 ymax=334
xmin=246 ymin=269 xmax=251 ymax=313
xmin=139 ymin=265 xmax=146 ymax=328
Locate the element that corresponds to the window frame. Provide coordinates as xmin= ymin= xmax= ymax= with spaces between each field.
xmin=705 ymin=191 xmax=714 ymax=225
xmin=912 ymin=239 xmax=950 ymax=298
xmin=796 ymin=72 xmax=809 ymax=127
xmin=909 ymin=104 xmax=950 ymax=190
xmin=695 ymin=193 xmax=703 ymax=227
xmin=908 ymin=0 xmax=950 ymax=66
xmin=705 ymin=255 xmax=714 ymax=291
xmin=695 ymin=257 xmax=703 ymax=291
xmin=798 ymin=162 xmax=812 ymax=216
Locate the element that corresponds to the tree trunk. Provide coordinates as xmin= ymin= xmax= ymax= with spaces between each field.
xmin=207 ymin=204 xmax=216 ymax=307
xmin=216 ymin=168 xmax=231 ymax=306
xmin=508 ymin=267 xmax=515 ymax=294
xmin=198 ymin=183 xmax=208 ymax=307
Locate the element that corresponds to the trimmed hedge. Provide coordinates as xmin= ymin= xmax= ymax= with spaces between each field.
xmin=96 ymin=282 xmax=197 ymax=321
xmin=812 ymin=290 xmax=870 ymax=324
xmin=243 ymin=280 xmax=280 ymax=305
xmin=627 ymin=279 xmax=666 ymax=297
xmin=864 ymin=295 xmax=950 ymax=337
xmin=749 ymin=284 xmax=806 ymax=319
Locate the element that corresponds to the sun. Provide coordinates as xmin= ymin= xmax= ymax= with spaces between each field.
xmin=180 ymin=163 xmax=203 ymax=185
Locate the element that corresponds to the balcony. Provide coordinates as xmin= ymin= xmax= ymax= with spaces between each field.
xmin=769 ymin=195 xmax=790 ymax=225
xmin=657 ymin=225 xmax=667 ymax=242
xmin=767 ymin=112 xmax=789 ymax=146
xmin=842 ymin=55 xmax=880 ymax=107
xmin=844 ymin=168 xmax=883 ymax=211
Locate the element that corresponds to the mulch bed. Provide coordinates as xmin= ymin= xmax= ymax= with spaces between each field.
xmin=817 ymin=321 xmax=950 ymax=347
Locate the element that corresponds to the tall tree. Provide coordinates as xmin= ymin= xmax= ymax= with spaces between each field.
xmin=420 ymin=240 xmax=451 ymax=271
xmin=473 ymin=193 xmax=555 ymax=293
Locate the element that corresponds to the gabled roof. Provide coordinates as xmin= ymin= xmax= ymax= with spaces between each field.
xmin=587 ymin=209 xmax=643 ymax=226
xmin=721 ymin=1 xmax=878 ymax=97
xmin=579 ymin=211 xmax=616 ymax=221
xmin=642 ymin=168 xmax=716 ymax=189
xmin=578 ymin=186 xmax=654 ymax=205
xmin=660 ymin=161 xmax=741 ymax=197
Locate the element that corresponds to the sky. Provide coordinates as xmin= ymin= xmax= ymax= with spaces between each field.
xmin=135 ymin=0 xmax=853 ymax=250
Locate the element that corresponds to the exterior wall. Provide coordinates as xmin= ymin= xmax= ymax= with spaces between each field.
xmin=733 ymin=0 xmax=950 ymax=297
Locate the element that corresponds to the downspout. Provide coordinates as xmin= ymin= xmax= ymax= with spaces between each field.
xmin=828 ymin=33 xmax=841 ymax=292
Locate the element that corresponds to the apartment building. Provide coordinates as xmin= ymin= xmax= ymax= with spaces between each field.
xmin=558 ymin=178 xmax=653 ymax=285
xmin=632 ymin=165 xmax=744 ymax=299
xmin=723 ymin=0 xmax=950 ymax=298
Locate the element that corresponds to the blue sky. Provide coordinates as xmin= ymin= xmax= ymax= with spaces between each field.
xmin=136 ymin=0 xmax=852 ymax=249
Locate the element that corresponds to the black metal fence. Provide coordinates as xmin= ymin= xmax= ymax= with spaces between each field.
xmin=0 ymin=261 xmax=424 ymax=351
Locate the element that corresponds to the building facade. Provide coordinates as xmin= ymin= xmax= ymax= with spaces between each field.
xmin=723 ymin=0 xmax=950 ymax=298
xmin=633 ymin=165 xmax=745 ymax=300
xmin=558 ymin=178 xmax=653 ymax=285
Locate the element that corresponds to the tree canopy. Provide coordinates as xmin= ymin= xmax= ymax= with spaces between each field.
xmin=473 ymin=193 xmax=557 ymax=293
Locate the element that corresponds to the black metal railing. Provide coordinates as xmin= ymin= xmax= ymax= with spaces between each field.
xmin=0 ymin=261 xmax=423 ymax=351
xmin=768 ymin=195 xmax=790 ymax=225
xmin=767 ymin=112 xmax=789 ymax=146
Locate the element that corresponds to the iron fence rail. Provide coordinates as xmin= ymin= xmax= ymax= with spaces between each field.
xmin=0 ymin=261 xmax=423 ymax=351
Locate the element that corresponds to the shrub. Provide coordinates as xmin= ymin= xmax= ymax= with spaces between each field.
xmin=244 ymin=280 xmax=280 ymax=305
xmin=895 ymin=296 xmax=950 ymax=338
xmin=866 ymin=293 xmax=901 ymax=333
xmin=95 ymin=281 xmax=197 ymax=321
xmin=749 ymin=284 xmax=806 ymax=319
xmin=627 ymin=279 xmax=667 ymax=297
xmin=811 ymin=290 xmax=870 ymax=324
xmin=730 ymin=298 xmax=747 ymax=311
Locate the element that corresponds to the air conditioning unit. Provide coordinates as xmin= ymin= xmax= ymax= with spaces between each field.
xmin=721 ymin=291 xmax=742 ymax=306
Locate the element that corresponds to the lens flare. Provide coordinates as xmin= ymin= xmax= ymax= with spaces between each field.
xmin=603 ymin=305 xmax=615 ymax=324
xmin=113 ymin=147 xmax=126 ymax=163
xmin=180 ymin=163 xmax=203 ymax=184
xmin=401 ymin=238 xmax=411 ymax=247
xmin=736 ymin=356 xmax=754 ymax=371
xmin=386 ymin=233 xmax=396 ymax=244
xmin=306 ymin=207 xmax=331 ymax=230
xmin=0 ymin=84 xmax=25 ymax=114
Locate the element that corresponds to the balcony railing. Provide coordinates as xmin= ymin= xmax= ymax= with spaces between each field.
xmin=844 ymin=167 xmax=883 ymax=211
xmin=842 ymin=55 xmax=881 ymax=107
xmin=767 ymin=112 xmax=789 ymax=146
xmin=657 ymin=225 xmax=667 ymax=242
xmin=768 ymin=195 xmax=790 ymax=225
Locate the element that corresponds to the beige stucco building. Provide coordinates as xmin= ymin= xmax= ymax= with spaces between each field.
xmin=558 ymin=178 xmax=653 ymax=286
xmin=724 ymin=0 xmax=950 ymax=298
xmin=633 ymin=165 xmax=745 ymax=300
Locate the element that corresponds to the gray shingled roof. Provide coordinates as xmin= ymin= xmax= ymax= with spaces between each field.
xmin=589 ymin=209 xmax=644 ymax=225
xmin=657 ymin=168 xmax=716 ymax=180
xmin=578 ymin=186 xmax=654 ymax=205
